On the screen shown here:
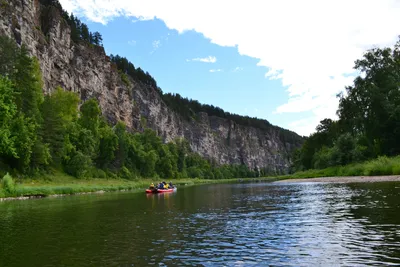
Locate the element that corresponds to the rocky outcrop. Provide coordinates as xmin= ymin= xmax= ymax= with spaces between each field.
xmin=0 ymin=0 xmax=302 ymax=173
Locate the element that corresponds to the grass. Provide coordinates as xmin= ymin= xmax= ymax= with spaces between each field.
xmin=0 ymin=171 xmax=276 ymax=199
xmin=277 ymin=155 xmax=400 ymax=180
xmin=3 ymin=155 xmax=399 ymax=199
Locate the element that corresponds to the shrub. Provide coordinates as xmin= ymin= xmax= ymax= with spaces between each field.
xmin=1 ymin=173 xmax=16 ymax=195
xmin=119 ymin=71 xmax=130 ymax=87
xmin=90 ymin=168 xmax=107 ymax=179
xmin=119 ymin=166 xmax=133 ymax=179
xmin=363 ymin=156 xmax=393 ymax=176
xmin=106 ymin=170 xmax=117 ymax=179
xmin=64 ymin=152 xmax=92 ymax=179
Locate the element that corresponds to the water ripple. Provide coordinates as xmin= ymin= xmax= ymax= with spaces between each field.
xmin=1 ymin=182 xmax=400 ymax=266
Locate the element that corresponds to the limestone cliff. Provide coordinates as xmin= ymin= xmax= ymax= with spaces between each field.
xmin=0 ymin=0 xmax=303 ymax=173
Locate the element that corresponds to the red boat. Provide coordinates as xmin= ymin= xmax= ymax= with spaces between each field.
xmin=145 ymin=187 xmax=177 ymax=194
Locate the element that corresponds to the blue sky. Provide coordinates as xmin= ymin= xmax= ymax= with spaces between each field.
xmin=60 ymin=0 xmax=400 ymax=136
xmin=86 ymin=17 xmax=311 ymax=133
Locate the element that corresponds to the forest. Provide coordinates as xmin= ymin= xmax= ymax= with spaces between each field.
xmin=0 ymin=35 xmax=262 ymax=180
xmin=292 ymin=37 xmax=400 ymax=172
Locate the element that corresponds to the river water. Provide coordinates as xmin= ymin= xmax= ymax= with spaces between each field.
xmin=0 ymin=181 xmax=400 ymax=266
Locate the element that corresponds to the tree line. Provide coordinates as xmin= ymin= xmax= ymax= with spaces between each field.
xmin=162 ymin=93 xmax=303 ymax=145
xmin=39 ymin=0 xmax=103 ymax=46
xmin=109 ymin=54 xmax=160 ymax=92
xmin=0 ymin=36 xmax=261 ymax=180
xmin=292 ymin=37 xmax=400 ymax=172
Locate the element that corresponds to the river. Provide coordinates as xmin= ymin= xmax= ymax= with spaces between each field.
xmin=0 ymin=181 xmax=400 ymax=266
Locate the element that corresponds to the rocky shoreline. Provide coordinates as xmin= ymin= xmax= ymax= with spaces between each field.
xmin=276 ymin=175 xmax=400 ymax=183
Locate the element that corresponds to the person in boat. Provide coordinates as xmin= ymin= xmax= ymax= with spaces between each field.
xmin=163 ymin=181 xmax=169 ymax=189
xmin=157 ymin=182 xmax=164 ymax=189
xmin=149 ymin=183 xmax=155 ymax=189
xmin=168 ymin=182 xmax=174 ymax=188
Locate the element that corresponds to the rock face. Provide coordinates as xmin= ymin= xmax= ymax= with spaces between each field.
xmin=0 ymin=0 xmax=303 ymax=173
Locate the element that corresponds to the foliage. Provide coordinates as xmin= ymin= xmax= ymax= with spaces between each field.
xmin=39 ymin=0 xmax=103 ymax=46
xmin=108 ymin=48 xmax=301 ymax=147
xmin=284 ymin=155 xmax=400 ymax=179
xmin=1 ymin=173 xmax=15 ymax=195
xmin=119 ymin=71 xmax=131 ymax=87
xmin=293 ymin=37 xmax=400 ymax=172
xmin=33 ymin=0 xmax=303 ymax=172
xmin=0 ymin=77 xmax=18 ymax=158
xmin=41 ymin=87 xmax=80 ymax=165
xmin=0 ymin=35 xmax=261 ymax=181
xmin=110 ymin=54 xmax=158 ymax=89
xmin=162 ymin=93 xmax=303 ymax=145
xmin=64 ymin=151 xmax=92 ymax=179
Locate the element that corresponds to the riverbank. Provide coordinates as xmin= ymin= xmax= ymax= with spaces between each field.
xmin=275 ymin=175 xmax=400 ymax=183
xmin=0 ymin=173 xmax=277 ymax=201
xmin=277 ymin=156 xmax=400 ymax=180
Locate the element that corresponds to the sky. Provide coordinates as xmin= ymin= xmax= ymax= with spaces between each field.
xmin=59 ymin=0 xmax=400 ymax=136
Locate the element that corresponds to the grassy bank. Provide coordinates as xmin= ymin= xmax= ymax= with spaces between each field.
xmin=279 ymin=156 xmax=400 ymax=180
xmin=0 ymin=172 xmax=277 ymax=199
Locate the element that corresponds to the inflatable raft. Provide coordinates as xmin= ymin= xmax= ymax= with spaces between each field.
xmin=145 ymin=187 xmax=177 ymax=194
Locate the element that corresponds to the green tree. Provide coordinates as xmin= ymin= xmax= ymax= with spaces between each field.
xmin=14 ymin=48 xmax=44 ymax=118
xmin=139 ymin=150 xmax=158 ymax=177
xmin=9 ymin=115 xmax=36 ymax=171
xmin=79 ymin=98 xmax=101 ymax=138
xmin=0 ymin=77 xmax=17 ymax=158
xmin=96 ymin=124 xmax=118 ymax=168
xmin=338 ymin=38 xmax=400 ymax=156
xmin=41 ymin=87 xmax=79 ymax=165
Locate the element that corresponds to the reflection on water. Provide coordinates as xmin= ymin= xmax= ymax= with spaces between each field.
xmin=0 ymin=182 xmax=400 ymax=266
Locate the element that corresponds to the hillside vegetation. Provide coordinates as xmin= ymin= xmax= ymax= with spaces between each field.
xmin=0 ymin=35 xmax=266 ymax=181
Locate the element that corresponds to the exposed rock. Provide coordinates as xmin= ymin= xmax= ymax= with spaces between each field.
xmin=0 ymin=0 xmax=303 ymax=173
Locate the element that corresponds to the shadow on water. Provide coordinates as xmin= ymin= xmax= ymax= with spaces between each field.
xmin=0 ymin=182 xmax=399 ymax=266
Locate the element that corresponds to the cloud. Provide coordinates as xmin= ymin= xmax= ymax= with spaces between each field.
xmin=152 ymin=40 xmax=160 ymax=49
xmin=131 ymin=16 xmax=148 ymax=23
xmin=288 ymin=117 xmax=321 ymax=137
xmin=128 ymin=40 xmax=136 ymax=46
xmin=233 ymin=67 xmax=243 ymax=72
xmin=150 ymin=40 xmax=161 ymax=54
xmin=209 ymin=69 xmax=222 ymax=72
xmin=187 ymin=56 xmax=217 ymax=63
xmin=59 ymin=0 xmax=400 ymax=135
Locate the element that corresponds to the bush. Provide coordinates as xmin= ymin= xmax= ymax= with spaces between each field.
xmin=392 ymin=165 xmax=400 ymax=175
xmin=119 ymin=166 xmax=133 ymax=179
xmin=363 ymin=156 xmax=394 ymax=176
xmin=64 ymin=152 xmax=92 ymax=178
xmin=91 ymin=168 xmax=107 ymax=179
xmin=1 ymin=173 xmax=16 ymax=195
xmin=106 ymin=170 xmax=117 ymax=179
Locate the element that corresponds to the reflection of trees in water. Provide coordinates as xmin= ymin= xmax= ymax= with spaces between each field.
xmin=2 ymin=183 xmax=399 ymax=266
xmin=346 ymin=182 xmax=400 ymax=263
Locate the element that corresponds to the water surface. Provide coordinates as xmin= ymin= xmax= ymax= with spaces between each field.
xmin=1 ymin=181 xmax=400 ymax=266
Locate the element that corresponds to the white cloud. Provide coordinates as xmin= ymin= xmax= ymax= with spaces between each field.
xmin=209 ymin=69 xmax=222 ymax=73
xmin=233 ymin=67 xmax=243 ymax=72
xmin=59 ymin=0 xmax=400 ymax=135
xmin=128 ymin=40 xmax=136 ymax=46
xmin=150 ymin=40 xmax=161 ymax=54
xmin=152 ymin=40 xmax=160 ymax=49
xmin=187 ymin=56 xmax=217 ymax=63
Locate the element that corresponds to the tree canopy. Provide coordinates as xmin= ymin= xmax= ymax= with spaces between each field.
xmin=292 ymin=37 xmax=400 ymax=171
